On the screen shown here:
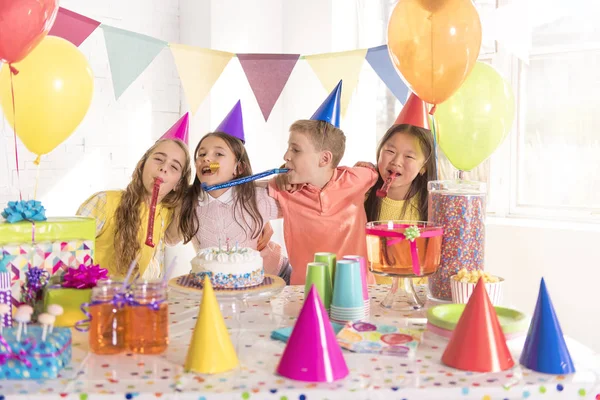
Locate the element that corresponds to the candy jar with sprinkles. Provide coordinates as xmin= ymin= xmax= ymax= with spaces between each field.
xmin=427 ymin=179 xmax=487 ymax=300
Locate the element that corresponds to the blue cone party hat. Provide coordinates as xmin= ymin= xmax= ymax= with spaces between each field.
xmin=519 ymin=278 xmax=575 ymax=374
xmin=310 ymin=80 xmax=342 ymax=128
xmin=216 ymin=100 xmax=245 ymax=143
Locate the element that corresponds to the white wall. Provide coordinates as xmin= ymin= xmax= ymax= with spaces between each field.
xmin=0 ymin=0 xmax=181 ymax=214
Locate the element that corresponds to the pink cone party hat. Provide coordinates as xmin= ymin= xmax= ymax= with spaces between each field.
xmin=160 ymin=112 xmax=189 ymax=145
xmin=276 ymin=285 xmax=349 ymax=382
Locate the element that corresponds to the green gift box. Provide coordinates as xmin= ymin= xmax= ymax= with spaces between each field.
xmin=43 ymin=285 xmax=92 ymax=327
xmin=0 ymin=216 xmax=96 ymax=304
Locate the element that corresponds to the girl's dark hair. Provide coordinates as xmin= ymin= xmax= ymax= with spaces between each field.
xmin=364 ymin=124 xmax=437 ymax=222
xmin=179 ymin=132 xmax=263 ymax=244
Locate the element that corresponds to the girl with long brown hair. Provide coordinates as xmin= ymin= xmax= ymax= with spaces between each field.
xmin=77 ymin=138 xmax=191 ymax=279
xmin=170 ymin=103 xmax=291 ymax=284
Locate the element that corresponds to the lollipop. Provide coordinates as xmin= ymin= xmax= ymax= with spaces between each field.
xmin=46 ymin=304 xmax=64 ymax=333
xmin=14 ymin=311 xmax=30 ymax=341
xmin=145 ymin=177 xmax=163 ymax=247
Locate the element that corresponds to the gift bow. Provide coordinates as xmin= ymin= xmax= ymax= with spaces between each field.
xmin=1 ymin=200 xmax=46 ymax=223
xmin=62 ymin=264 xmax=108 ymax=289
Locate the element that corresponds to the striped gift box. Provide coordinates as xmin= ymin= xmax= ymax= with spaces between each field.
xmin=0 ymin=272 xmax=11 ymax=327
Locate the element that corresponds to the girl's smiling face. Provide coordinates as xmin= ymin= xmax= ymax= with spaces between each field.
xmin=195 ymin=135 xmax=238 ymax=186
xmin=377 ymin=131 xmax=426 ymax=198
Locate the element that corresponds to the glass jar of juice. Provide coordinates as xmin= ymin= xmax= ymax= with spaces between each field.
xmin=126 ymin=280 xmax=169 ymax=354
xmin=89 ymin=279 xmax=127 ymax=355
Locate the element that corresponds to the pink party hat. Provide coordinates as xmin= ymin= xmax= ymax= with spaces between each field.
xmin=276 ymin=285 xmax=349 ymax=382
xmin=161 ymin=113 xmax=189 ymax=145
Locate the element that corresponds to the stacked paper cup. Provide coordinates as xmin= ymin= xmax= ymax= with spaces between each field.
xmin=342 ymin=255 xmax=370 ymax=317
xmin=330 ymin=259 xmax=367 ymax=324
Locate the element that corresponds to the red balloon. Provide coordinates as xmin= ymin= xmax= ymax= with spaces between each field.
xmin=0 ymin=0 xmax=59 ymax=64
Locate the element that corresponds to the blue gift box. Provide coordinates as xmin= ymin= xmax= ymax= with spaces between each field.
xmin=0 ymin=325 xmax=72 ymax=379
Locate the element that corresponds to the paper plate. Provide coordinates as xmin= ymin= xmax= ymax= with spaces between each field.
xmin=427 ymin=304 xmax=529 ymax=334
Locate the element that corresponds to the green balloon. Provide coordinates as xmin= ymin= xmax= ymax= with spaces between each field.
xmin=436 ymin=62 xmax=515 ymax=171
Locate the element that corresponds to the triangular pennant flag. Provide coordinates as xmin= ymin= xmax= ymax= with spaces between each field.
xmin=442 ymin=278 xmax=515 ymax=372
xmin=305 ymin=49 xmax=367 ymax=116
xmin=237 ymin=53 xmax=299 ymax=121
xmin=49 ymin=7 xmax=100 ymax=47
xmin=184 ymin=277 xmax=239 ymax=374
xmin=102 ymin=25 xmax=167 ymax=99
xmin=170 ymin=44 xmax=233 ymax=115
xmin=519 ymin=278 xmax=575 ymax=374
xmin=365 ymin=45 xmax=409 ymax=103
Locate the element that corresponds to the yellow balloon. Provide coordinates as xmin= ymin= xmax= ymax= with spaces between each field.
xmin=436 ymin=62 xmax=515 ymax=171
xmin=0 ymin=36 xmax=93 ymax=160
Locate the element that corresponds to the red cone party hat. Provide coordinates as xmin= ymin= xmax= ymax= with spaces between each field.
xmin=442 ymin=277 xmax=515 ymax=372
xmin=276 ymin=285 xmax=349 ymax=382
xmin=394 ymin=92 xmax=430 ymax=129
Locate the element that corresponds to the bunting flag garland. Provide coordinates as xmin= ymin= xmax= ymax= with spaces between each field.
xmin=49 ymin=7 xmax=100 ymax=47
xmin=45 ymin=6 xmax=538 ymax=119
xmin=365 ymin=45 xmax=409 ymax=103
xmin=101 ymin=25 xmax=168 ymax=99
xmin=170 ymin=44 xmax=234 ymax=115
xmin=305 ymin=49 xmax=367 ymax=116
xmin=238 ymin=53 xmax=300 ymax=121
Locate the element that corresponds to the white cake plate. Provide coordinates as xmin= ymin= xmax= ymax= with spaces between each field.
xmin=167 ymin=273 xmax=286 ymax=300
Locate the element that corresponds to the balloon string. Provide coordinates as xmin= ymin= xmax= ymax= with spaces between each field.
xmin=33 ymin=161 xmax=41 ymax=200
xmin=9 ymin=64 xmax=22 ymax=201
xmin=430 ymin=112 xmax=439 ymax=180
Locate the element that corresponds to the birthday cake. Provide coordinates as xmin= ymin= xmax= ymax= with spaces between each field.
xmin=190 ymin=247 xmax=264 ymax=289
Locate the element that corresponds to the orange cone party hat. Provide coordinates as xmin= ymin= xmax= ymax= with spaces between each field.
xmin=442 ymin=277 xmax=515 ymax=372
xmin=394 ymin=92 xmax=430 ymax=129
xmin=184 ymin=276 xmax=239 ymax=374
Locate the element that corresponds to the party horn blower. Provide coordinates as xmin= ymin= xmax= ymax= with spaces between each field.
xmin=209 ymin=162 xmax=219 ymax=173
xmin=202 ymin=168 xmax=288 ymax=192
xmin=441 ymin=277 xmax=514 ymax=372
xmin=184 ymin=276 xmax=238 ymax=374
xmin=145 ymin=177 xmax=163 ymax=247
xmin=376 ymin=173 xmax=398 ymax=197
xmin=276 ymin=285 xmax=349 ymax=382
xmin=519 ymin=278 xmax=575 ymax=374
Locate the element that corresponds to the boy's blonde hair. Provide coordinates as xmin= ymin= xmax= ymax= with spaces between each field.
xmin=290 ymin=119 xmax=346 ymax=167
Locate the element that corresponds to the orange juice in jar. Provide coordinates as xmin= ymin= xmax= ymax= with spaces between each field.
xmin=126 ymin=280 xmax=169 ymax=354
xmin=88 ymin=280 xmax=127 ymax=355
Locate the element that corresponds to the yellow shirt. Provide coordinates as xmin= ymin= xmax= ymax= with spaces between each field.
xmin=77 ymin=191 xmax=173 ymax=279
xmin=374 ymin=195 xmax=426 ymax=285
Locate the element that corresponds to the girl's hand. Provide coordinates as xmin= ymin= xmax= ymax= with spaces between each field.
xmin=275 ymin=172 xmax=300 ymax=193
xmin=354 ymin=161 xmax=377 ymax=171
xmin=257 ymin=222 xmax=274 ymax=251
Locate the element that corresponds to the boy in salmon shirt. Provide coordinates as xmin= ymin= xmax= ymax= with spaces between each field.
xmin=268 ymin=80 xmax=378 ymax=285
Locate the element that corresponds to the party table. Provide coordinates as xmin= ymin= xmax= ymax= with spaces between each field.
xmin=1 ymin=285 xmax=599 ymax=399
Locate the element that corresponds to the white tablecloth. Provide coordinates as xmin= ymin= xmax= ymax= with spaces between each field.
xmin=2 ymin=285 xmax=599 ymax=399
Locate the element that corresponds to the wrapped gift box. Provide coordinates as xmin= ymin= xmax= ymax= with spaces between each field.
xmin=0 ymin=217 xmax=96 ymax=304
xmin=43 ymin=286 xmax=92 ymax=327
xmin=0 ymin=325 xmax=72 ymax=379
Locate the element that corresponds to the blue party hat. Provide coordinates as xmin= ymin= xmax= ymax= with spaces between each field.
xmin=310 ymin=80 xmax=342 ymax=128
xmin=519 ymin=278 xmax=575 ymax=374
xmin=215 ymin=100 xmax=245 ymax=143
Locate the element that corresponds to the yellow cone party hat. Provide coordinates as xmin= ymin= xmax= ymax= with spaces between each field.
xmin=184 ymin=276 xmax=239 ymax=374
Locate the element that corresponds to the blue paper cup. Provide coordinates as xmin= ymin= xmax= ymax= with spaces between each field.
xmin=332 ymin=260 xmax=364 ymax=308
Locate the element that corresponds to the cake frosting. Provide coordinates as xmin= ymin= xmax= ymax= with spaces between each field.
xmin=190 ymin=247 xmax=264 ymax=289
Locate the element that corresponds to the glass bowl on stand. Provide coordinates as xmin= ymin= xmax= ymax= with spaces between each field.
xmin=366 ymin=220 xmax=443 ymax=311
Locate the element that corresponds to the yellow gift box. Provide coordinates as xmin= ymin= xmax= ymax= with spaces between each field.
xmin=43 ymin=285 xmax=92 ymax=327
